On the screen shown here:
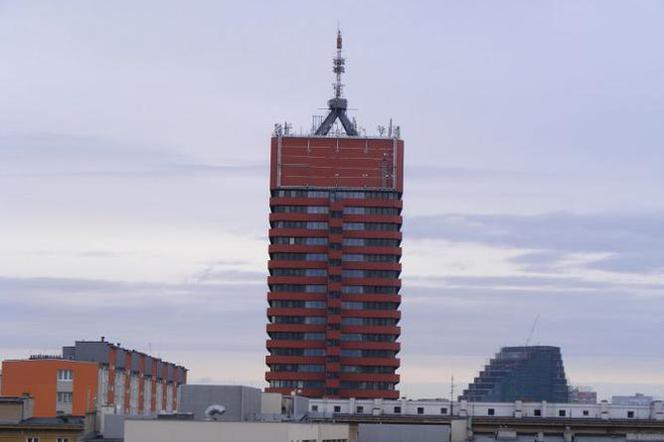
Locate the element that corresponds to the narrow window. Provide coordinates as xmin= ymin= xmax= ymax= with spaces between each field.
xmin=488 ymin=408 xmax=495 ymax=416
xmin=417 ymin=407 xmax=424 ymax=415
xmin=333 ymin=405 xmax=341 ymax=413
xmin=311 ymin=405 xmax=318 ymax=412
xmin=583 ymin=410 xmax=589 ymax=416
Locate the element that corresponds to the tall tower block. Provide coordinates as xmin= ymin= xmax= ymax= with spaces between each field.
xmin=265 ymin=31 xmax=404 ymax=399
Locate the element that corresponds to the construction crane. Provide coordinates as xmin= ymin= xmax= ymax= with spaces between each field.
xmin=524 ymin=314 xmax=540 ymax=347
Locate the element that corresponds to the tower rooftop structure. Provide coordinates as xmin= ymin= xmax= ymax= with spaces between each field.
xmin=314 ymin=29 xmax=358 ymax=137
xmin=265 ymin=31 xmax=404 ymax=399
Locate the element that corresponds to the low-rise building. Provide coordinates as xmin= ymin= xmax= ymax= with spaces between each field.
xmin=0 ymin=395 xmax=85 ymax=441
xmin=569 ymin=386 xmax=598 ymax=404
xmin=178 ymin=385 xmax=262 ymax=421
xmin=1 ymin=338 xmax=187 ymax=417
xmin=613 ymin=394 xmax=655 ymax=406
xmin=307 ymin=397 xmax=664 ymax=421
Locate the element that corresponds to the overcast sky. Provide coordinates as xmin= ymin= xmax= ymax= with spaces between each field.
xmin=1 ymin=0 xmax=663 ymax=400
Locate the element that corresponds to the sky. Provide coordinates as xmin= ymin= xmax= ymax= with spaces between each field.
xmin=1 ymin=0 xmax=663 ymax=400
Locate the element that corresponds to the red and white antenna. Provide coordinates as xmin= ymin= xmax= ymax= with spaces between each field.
xmin=333 ymin=28 xmax=345 ymax=99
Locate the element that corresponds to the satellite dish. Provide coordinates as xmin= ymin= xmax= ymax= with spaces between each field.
xmin=204 ymin=404 xmax=226 ymax=421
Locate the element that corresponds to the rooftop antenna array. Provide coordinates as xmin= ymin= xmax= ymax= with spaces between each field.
xmin=313 ymin=29 xmax=359 ymax=136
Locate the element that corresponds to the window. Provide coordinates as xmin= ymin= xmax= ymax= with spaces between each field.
xmin=272 ymin=189 xmax=329 ymax=199
xmin=341 ymin=333 xmax=396 ymax=342
xmin=57 ymin=439 xmax=69 ymax=442
xmin=268 ymin=380 xmax=323 ymax=389
xmin=342 ymin=238 xmax=401 ymax=247
xmin=583 ymin=410 xmax=589 ymax=416
xmin=341 ymin=317 xmax=398 ymax=326
xmin=303 ymin=348 xmax=326 ymax=356
xmin=627 ymin=411 xmax=635 ymax=418
xmin=334 ymin=405 xmax=341 ymax=413
xmin=343 ymin=206 xmax=364 ymax=215
xmin=270 ymin=252 xmax=327 ymax=261
xmin=440 ymin=407 xmax=448 ymax=414
xmin=534 ymin=409 xmax=541 ymax=416
xmin=269 ymin=284 xmax=327 ymax=293
xmin=342 ymin=285 xmax=399 ymax=294
xmin=304 ymin=300 xmax=326 ymax=308
xmin=270 ymin=269 xmax=328 ymax=278
xmin=356 ymin=406 xmax=364 ymax=413
xmin=27 ymin=438 xmax=40 ymax=442
xmin=342 ymin=254 xmax=400 ymax=263
xmin=394 ymin=406 xmax=401 ymax=413
xmin=342 ymin=206 xmax=400 ymax=216
xmin=341 ymin=366 xmax=394 ymax=374
xmin=417 ymin=407 xmax=424 ymax=415
xmin=57 ymin=369 xmax=73 ymax=381
xmin=271 ymin=205 xmax=328 ymax=214
xmin=271 ymin=236 xmax=328 ymax=246
xmin=340 ymin=349 xmax=362 ymax=357
xmin=558 ymin=410 xmax=566 ymax=417
xmin=341 ymin=301 xmax=398 ymax=310
xmin=57 ymin=392 xmax=73 ymax=403
xmin=488 ymin=408 xmax=495 ymax=416
xmin=342 ymin=238 xmax=364 ymax=246
xmin=311 ymin=405 xmax=318 ymax=412
xmin=340 ymin=381 xmax=395 ymax=390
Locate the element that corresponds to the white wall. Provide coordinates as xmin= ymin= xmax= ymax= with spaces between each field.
xmin=124 ymin=420 xmax=350 ymax=442
xmin=307 ymin=398 xmax=664 ymax=421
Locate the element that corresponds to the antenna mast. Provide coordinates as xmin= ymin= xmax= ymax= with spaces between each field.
xmin=450 ymin=375 xmax=455 ymax=415
xmin=334 ymin=28 xmax=344 ymax=99
xmin=314 ymin=29 xmax=359 ymax=136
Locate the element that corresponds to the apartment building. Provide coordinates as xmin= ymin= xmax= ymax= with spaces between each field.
xmin=1 ymin=338 xmax=186 ymax=417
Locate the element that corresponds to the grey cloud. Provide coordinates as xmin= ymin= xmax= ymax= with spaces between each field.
xmin=192 ymin=268 xmax=266 ymax=284
xmin=0 ymin=276 xmax=267 ymax=354
xmin=407 ymin=212 xmax=664 ymax=274
xmin=508 ymin=250 xmax=568 ymax=272
xmin=405 ymin=165 xmax=543 ymax=181
xmin=4 ymin=274 xmax=663 ymax=382
xmin=587 ymin=251 xmax=664 ymax=274
xmin=0 ymin=132 xmax=265 ymax=178
xmin=405 ymin=274 xmax=664 ymax=294
xmin=400 ymin=285 xmax=664 ymax=361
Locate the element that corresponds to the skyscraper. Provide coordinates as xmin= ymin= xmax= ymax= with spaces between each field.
xmin=265 ymin=31 xmax=403 ymax=399
xmin=460 ymin=346 xmax=570 ymax=403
